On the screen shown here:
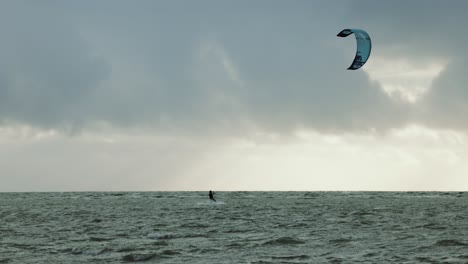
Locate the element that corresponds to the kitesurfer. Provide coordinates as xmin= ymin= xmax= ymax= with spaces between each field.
xmin=209 ymin=190 xmax=216 ymax=202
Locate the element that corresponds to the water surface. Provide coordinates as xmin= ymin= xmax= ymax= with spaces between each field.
xmin=1 ymin=192 xmax=467 ymax=263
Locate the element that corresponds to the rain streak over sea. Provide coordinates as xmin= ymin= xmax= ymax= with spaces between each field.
xmin=1 ymin=192 xmax=467 ymax=263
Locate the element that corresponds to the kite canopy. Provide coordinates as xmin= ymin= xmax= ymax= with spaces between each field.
xmin=337 ymin=29 xmax=371 ymax=70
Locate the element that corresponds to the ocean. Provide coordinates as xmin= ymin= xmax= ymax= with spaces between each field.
xmin=0 ymin=192 xmax=467 ymax=263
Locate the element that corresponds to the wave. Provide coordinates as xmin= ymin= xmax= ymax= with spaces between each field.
xmin=160 ymin=249 xmax=181 ymax=256
xmin=262 ymin=237 xmax=305 ymax=246
xmin=417 ymin=223 xmax=447 ymax=230
xmin=96 ymin=248 xmax=113 ymax=255
xmin=147 ymin=233 xmax=174 ymax=240
xmin=121 ymin=253 xmax=157 ymax=262
xmin=89 ymin=236 xmax=113 ymax=242
xmin=117 ymin=247 xmax=139 ymax=253
xmin=435 ymin=239 xmax=467 ymax=247
xmin=179 ymin=222 xmax=210 ymax=228
xmin=271 ymin=254 xmax=310 ymax=260
xmin=180 ymin=233 xmax=209 ymax=239
xmin=188 ymin=247 xmax=222 ymax=254
xmin=329 ymin=238 xmax=353 ymax=244
xmin=226 ymin=242 xmax=244 ymax=248
xmin=122 ymin=249 xmax=181 ymax=261
xmin=151 ymin=240 xmax=169 ymax=246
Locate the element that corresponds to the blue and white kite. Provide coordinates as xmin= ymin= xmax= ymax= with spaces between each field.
xmin=337 ymin=29 xmax=372 ymax=70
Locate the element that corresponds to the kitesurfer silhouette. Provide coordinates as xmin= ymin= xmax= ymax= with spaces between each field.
xmin=209 ymin=190 xmax=216 ymax=202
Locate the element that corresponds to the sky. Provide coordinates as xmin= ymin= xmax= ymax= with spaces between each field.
xmin=1 ymin=0 xmax=468 ymax=191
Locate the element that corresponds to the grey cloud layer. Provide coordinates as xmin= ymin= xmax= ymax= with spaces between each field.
xmin=348 ymin=0 xmax=468 ymax=130
xmin=0 ymin=1 xmax=109 ymax=129
xmin=0 ymin=1 xmax=465 ymax=134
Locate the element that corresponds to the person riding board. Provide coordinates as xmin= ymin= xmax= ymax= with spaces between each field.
xmin=209 ymin=190 xmax=216 ymax=202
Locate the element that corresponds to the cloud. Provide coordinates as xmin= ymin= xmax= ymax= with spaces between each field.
xmin=344 ymin=0 xmax=468 ymax=132
xmin=419 ymin=58 xmax=468 ymax=130
xmin=346 ymin=0 xmax=468 ymax=57
xmin=81 ymin=1 xmax=408 ymax=135
xmin=1 ymin=1 xmax=467 ymax=136
xmin=0 ymin=1 xmax=109 ymax=129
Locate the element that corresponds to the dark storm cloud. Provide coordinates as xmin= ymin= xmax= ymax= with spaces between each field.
xmin=0 ymin=1 xmax=466 ymax=134
xmin=0 ymin=1 xmax=109 ymax=129
xmin=345 ymin=0 xmax=467 ymax=55
xmin=75 ymin=0 xmax=408 ymax=134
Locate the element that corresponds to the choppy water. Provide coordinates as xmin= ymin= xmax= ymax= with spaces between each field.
xmin=1 ymin=192 xmax=467 ymax=263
